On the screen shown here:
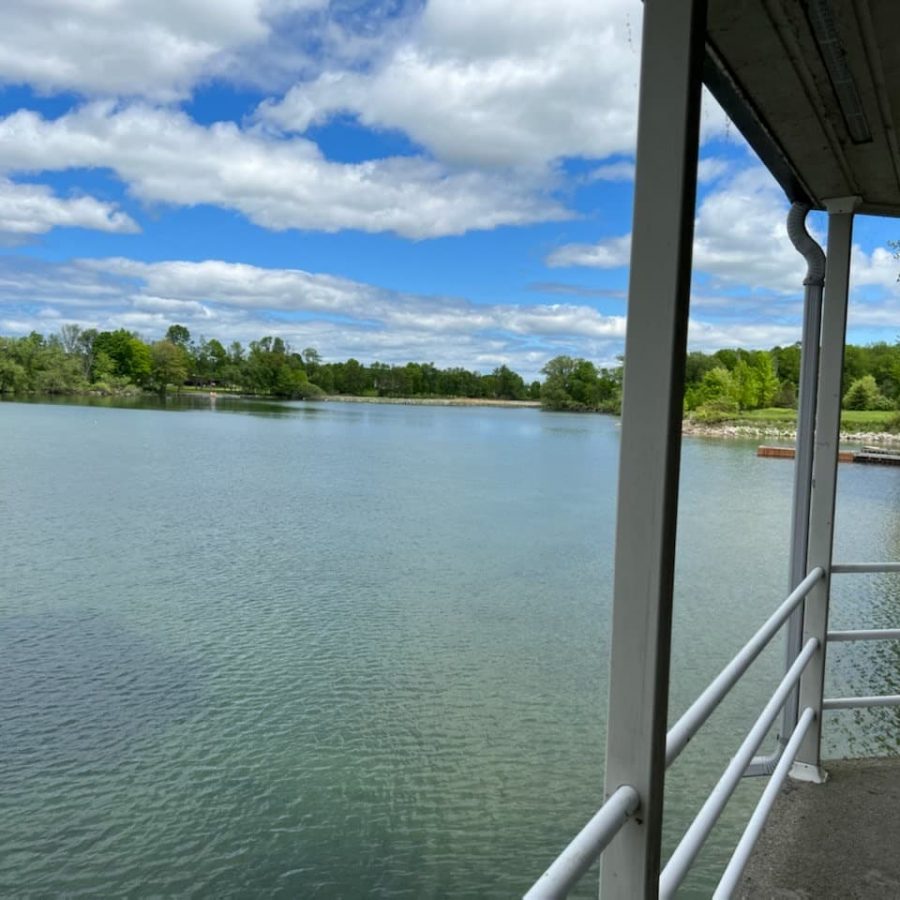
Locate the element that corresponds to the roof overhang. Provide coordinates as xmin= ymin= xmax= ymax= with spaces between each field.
xmin=705 ymin=0 xmax=900 ymax=217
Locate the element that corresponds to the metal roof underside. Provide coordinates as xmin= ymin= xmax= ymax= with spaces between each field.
xmin=705 ymin=0 xmax=900 ymax=217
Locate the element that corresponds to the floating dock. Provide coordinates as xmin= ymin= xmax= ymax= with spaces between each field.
xmin=758 ymin=446 xmax=898 ymax=465
xmin=854 ymin=447 xmax=900 ymax=466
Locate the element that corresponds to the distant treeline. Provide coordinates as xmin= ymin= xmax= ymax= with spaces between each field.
xmin=1 ymin=324 xmax=898 ymax=417
xmin=0 ymin=324 xmax=540 ymax=402
xmin=683 ymin=343 xmax=900 ymax=421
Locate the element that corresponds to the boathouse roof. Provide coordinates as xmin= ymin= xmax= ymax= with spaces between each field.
xmin=705 ymin=0 xmax=900 ymax=217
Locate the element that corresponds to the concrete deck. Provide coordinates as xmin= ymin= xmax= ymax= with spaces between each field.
xmin=738 ymin=757 xmax=900 ymax=899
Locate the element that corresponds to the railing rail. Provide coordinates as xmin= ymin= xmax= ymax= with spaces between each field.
xmin=525 ymin=561 xmax=900 ymax=898
xmin=523 ymin=785 xmax=640 ymax=900
xmin=665 ymin=567 xmax=824 ymax=766
xmin=712 ymin=707 xmax=816 ymax=898
xmin=658 ymin=638 xmax=819 ymax=898
xmin=822 ymin=694 xmax=900 ymax=710
xmin=827 ymin=628 xmax=900 ymax=642
xmin=830 ymin=562 xmax=900 ymax=573
xmin=525 ymin=569 xmax=825 ymax=898
xmin=823 ymin=563 xmax=900 ymax=713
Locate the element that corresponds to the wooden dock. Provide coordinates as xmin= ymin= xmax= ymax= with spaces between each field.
xmin=854 ymin=447 xmax=900 ymax=466
xmin=758 ymin=445 xmax=898 ymax=465
xmin=757 ymin=445 xmax=796 ymax=459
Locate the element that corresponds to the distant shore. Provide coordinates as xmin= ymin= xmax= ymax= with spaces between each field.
xmin=682 ymin=421 xmax=900 ymax=445
xmin=323 ymin=395 xmax=540 ymax=409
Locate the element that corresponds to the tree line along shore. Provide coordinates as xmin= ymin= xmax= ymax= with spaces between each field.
xmin=1 ymin=324 xmax=899 ymax=434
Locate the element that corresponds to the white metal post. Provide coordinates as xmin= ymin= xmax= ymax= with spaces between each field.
xmin=782 ymin=203 xmax=825 ymax=742
xmin=601 ymin=0 xmax=706 ymax=896
xmin=791 ymin=198 xmax=859 ymax=781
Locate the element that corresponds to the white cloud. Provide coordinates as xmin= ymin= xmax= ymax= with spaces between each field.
xmin=261 ymin=0 xmax=643 ymax=168
xmin=0 ymin=104 xmax=567 ymax=238
xmin=3 ymin=250 xmax=897 ymax=379
xmin=546 ymin=165 xmax=810 ymax=294
xmin=0 ymin=0 xmax=329 ymax=101
xmin=547 ymin=234 xmax=631 ymax=269
xmin=85 ymin=257 xmax=628 ymax=340
xmin=0 ymin=255 xmax=630 ymax=378
xmin=0 ymin=177 xmax=137 ymax=240
xmin=587 ymin=161 xmax=635 ymax=182
xmin=260 ymin=0 xmax=735 ymax=170
xmin=692 ymin=167 xmax=806 ymax=293
xmin=687 ymin=319 xmax=801 ymax=352
xmin=697 ymin=156 xmax=730 ymax=184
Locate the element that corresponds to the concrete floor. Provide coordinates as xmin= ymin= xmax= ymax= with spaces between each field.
xmin=737 ymin=757 xmax=900 ymax=899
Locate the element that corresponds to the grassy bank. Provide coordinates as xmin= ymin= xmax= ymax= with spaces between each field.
xmin=732 ymin=408 xmax=899 ymax=433
xmin=683 ymin=407 xmax=900 ymax=444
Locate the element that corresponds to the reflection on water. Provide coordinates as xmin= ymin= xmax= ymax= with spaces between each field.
xmin=0 ymin=400 xmax=898 ymax=897
xmin=0 ymin=392 xmax=324 ymax=418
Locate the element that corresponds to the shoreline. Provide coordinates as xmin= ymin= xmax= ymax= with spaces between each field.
xmin=322 ymin=395 xmax=540 ymax=409
xmin=681 ymin=421 xmax=900 ymax=446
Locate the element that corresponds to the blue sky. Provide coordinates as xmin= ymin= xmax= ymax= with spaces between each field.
xmin=0 ymin=0 xmax=898 ymax=380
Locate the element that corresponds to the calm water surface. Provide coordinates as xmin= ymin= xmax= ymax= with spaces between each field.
xmin=2 ymin=399 xmax=899 ymax=897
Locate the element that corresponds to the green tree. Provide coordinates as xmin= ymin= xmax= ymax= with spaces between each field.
xmin=540 ymin=356 xmax=620 ymax=411
xmin=150 ymin=340 xmax=190 ymax=396
xmin=165 ymin=324 xmax=192 ymax=349
xmin=0 ymin=340 xmax=26 ymax=393
xmin=843 ymin=374 xmax=891 ymax=410
xmin=92 ymin=330 xmax=152 ymax=385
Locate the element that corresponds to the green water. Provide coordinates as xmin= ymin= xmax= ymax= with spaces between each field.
xmin=1 ymin=399 xmax=898 ymax=897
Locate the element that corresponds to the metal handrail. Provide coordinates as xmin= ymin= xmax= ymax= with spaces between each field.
xmin=831 ymin=562 xmax=900 ymax=573
xmin=665 ymin=567 xmax=824 ymax=766
xmin=712 ymin=707 xmax=816 ymax=898
xmin=822 ymin=694 xmax=900 ymax=710
xmin=523 ymin=784 xmax=640 ymax=900
xmin=658 ymin=638 xmax=819 ymax=898
xmin=525 ymin=569 xmax=826 ymax=899
xmin=828 ymin=628 xmax=900 ymax=642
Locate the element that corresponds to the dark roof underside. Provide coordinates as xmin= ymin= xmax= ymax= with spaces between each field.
xmin=705 ymin=0 xmax=900 ymax=217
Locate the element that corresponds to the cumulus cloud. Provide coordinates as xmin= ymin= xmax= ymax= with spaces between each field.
xmin=85 ymin=257 xmax=627 ymax=339
xmin=0 ymin=104 xmax=567 ymax=238
xmin=261 ymin=0 xmax=733 ymax=169
xmin=691 ymin=167 xmax=807 ymax=293
xmin=0 ymin=255 xmax=630 ymax=378
xmin=547 ymin=165 xmax=810 ymax=294
xmin=0 ymin=0 xmax=330 ymax=100
xmin=3 ymin=250 xmax=896 ymax=378
xmin=261 ymin=0 xmax=643 ymax=168
xmin=687 ymin=319 xmax=801 ymax=352
xmin=0 ymin=177 xmax=137 ymax=241
xmin=547 ymin=234 xmax=631 ymax=269
xmin=587 ymin=161 xmax=636 ymax=182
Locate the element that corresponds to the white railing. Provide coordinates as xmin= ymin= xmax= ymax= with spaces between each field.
xmin=523 ymin=785 xmax=640 ymax=900
xmin=822 ymin=564 xmax=900 ymax=711
xmin=665 ymin=567 xmax=823 ymax=766
xmin=524 ymin=561 xmax=900 ymax=898
xmin=524 ymin=567 xmax=825 ymax=898
xmin=659 ymin=638 xmax=819 ymax=897
xmin=712 ymin=707 xmax=816 ymax=898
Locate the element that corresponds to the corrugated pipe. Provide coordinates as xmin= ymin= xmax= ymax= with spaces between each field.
xmin=745 ymin=202 xmax=825 ymax=778
xmin=787 ymin=201 xmax=826 ymax=287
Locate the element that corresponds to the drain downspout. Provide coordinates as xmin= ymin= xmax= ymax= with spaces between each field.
xmin=745 ymin=202 xmax=825 ymax=777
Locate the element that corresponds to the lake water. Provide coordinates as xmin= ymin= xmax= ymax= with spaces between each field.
xmin=2 ymin=398 xmax=899 ymax=897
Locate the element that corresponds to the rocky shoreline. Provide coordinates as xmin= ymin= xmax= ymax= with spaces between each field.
xmin=682 ymin=421 xmax=900 ymax=445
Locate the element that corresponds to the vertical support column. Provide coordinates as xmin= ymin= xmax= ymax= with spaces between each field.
xmin=601 ymin=0 xmax=706 ymax=896
xmin=782 ymin=204 xmax=825 ymax=742
xmin=791 ymin=197 xmax=859 ymax=782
